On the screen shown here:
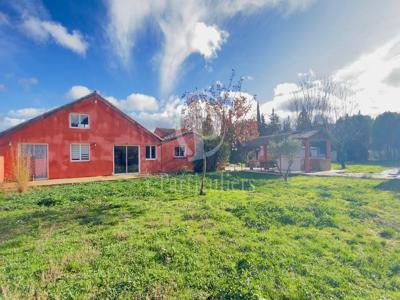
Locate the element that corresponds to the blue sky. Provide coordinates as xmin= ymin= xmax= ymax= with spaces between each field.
xmin=0 ymin=0 xmax=400 ymax=130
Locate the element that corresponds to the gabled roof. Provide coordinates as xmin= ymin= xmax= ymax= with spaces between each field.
xmin=0 ymin=92 xmax=162 ymax=141
xmin=154 ymin=127 xmax=200 ymax=141
xmin=154 ymin=127 xmax=178 ymax=138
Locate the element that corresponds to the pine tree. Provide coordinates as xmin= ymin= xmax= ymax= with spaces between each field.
xmin=256 ymin=101 xmax=268 ymax=136
xmin=256 ymin=101 xmax=262 ymax=135
xmin=296 ymin=107 xmax=312 ymax=131
xmin=265 ymin=109 xmax=281 ymax=135
xmin=282 ymin=116 xmax=291 ymax=132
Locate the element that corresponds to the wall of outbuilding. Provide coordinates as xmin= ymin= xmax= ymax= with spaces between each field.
xmin=161 ymin=133 xmax=197 ymax=173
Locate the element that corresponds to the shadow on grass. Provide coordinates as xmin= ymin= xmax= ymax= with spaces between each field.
xmin=0 ymin=203 xmax=146 ymax=242
xmin=375 ymin=180 xmax=400 ymax=193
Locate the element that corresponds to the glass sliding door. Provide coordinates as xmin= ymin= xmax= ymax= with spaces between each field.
xmin=114 ymin=146 xmax=127 ymax=174
xmin=114 ymin=145 xmax=139 ymax=174
xmin=127 ymin=146 xmax=139 ymax=173
xmin=20 ymin=144 xmax=48 ymax=180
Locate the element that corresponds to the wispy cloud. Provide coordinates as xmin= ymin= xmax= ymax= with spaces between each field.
xmin=18 ymin=77 xmax=39 ymax=90
xmin=18 ymin=77 xmax=38 ymax=90
xmin=4 ymin=0 xmax=89 ymax=56
xmin=0 ymin=84 xmax=5 ymax=92
xmin=0 ymin=11 xmax=10 ymax=26
xmin=106 ymin=0 xmax=315 ymax=94
xmin=21 ymin=17 xmax=88 ymax=56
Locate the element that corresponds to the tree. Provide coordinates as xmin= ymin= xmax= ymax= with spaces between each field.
xmin=268 ymin=136 xmax=302 ymax=182
xmin=181 ymin=71 xmax=255 ymax=195
xmin=372 ymin=112 xmax=400 ymax=161
xmin=284 ymin=71 xmax=357 ymax=129
xmin=256 ymin=101 xmax=267 ymax=136
xmin=282 ymin=116 xmax=292 ymax=132
xmin=285 ymin=73 xmax=333 ymax=127
xmin=296 ymin=107 xmax=312 ymax=131
xmin=333 ymin=113 xmax=372 ymax=168
xmin=265 ymin=109 xmax=281 ymax=135
xmin=230 ymin=118 xmax=258 ymax=163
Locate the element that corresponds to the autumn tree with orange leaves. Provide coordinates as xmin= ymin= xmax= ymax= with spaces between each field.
xmin=181 ymin=71 xmax=257 ymax=195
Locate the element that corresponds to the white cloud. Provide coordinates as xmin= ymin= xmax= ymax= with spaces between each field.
xmin=215 ymin=0 xmax=314 ymax=17
xmin=0 ymin=107 xmax=49 ymax=131
xmin=8 ymin=107 xmax=48 ymax=119
xmin=21 ymin=17 xmax=88 ymax=55
xmin=262 ymin=35 xmax=400 ymax=117
xmin=66 ymin=85 xmax=158 ymax=112
xmin=160 ymin=20 xmax=228 ymax=94
xmin=260 ymin=82 xmax=299 ymax=117
xmin=134 ymin=96 xmax=184 ymax=130
xmin=332 ymin=35 xmax=400 ymax=116
xmin=105 ymin=92 xmax=181 ymax=130
xmin=66 ymin=85 xmax=92 ymax=100
xmin=118 ymin=93 xmax=159 ymax=112
xmin=106 ymin=0 xmax=314 ymax=94
xmin=110 ymin=92 xmax=159 ymax=113
xmin=0 ymin=84 xmax=5 ymax=92
xmin=106 ymin=1 xmax=158 ymax=64
xmin=18 ymin=77 xmax=38 ymax=90
xmin=0 ymin=116 xmax=25 ymax=131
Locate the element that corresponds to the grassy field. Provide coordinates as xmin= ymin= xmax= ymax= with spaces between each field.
xmin=331 ymin=161 xmax=399 ymax=174
xmin=1 ymin=173 xmax=400 ymax=299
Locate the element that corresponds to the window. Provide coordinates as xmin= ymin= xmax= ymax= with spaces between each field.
xmin=145 ymin=145 xmax=156 ymax=160
xmin=71 ymin=144 xmax=90 ymax=161
xmin=70 ymin=113 xmax=89 ymax=129
xmin=174 ymin=146 xmax=185 ymax=158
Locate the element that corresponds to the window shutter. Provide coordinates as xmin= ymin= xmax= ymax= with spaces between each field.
xmin=81 ymin=145 xmax=90 ymax=160
xmin=71 ymin=144 xmax=80 ymax=160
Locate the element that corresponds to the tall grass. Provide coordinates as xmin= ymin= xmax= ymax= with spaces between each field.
xmin=12 ymin=152 xmax=31 ymax=193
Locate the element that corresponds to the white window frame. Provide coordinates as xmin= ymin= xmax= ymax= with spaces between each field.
xmin=70 ymin=144 xmax=90 ymax=162
xmin=145 ymin=145 xmax=157 ymax=160
xmin=69 ymin=113 xmax=90 ymax=129
xmin=174 ymin=145 xmax=186 ymax=158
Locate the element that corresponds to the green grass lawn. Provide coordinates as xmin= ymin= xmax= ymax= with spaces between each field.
xmin=331 ymin=161 xmax=399 ymax=174
xmin=1 ymin=173 xmax=400 ymax=299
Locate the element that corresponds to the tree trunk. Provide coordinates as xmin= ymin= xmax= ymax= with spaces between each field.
xmin=284 ymin=161 xmax=293 ymax=182
xmin=199 ymin=153 xmax=206 ymax=196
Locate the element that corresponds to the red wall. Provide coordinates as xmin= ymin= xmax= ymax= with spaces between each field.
xmin=0 ymin=156 xmax=3 ymax=183
xmin=161 ymin=133 xmax=197 ymax=173
xmin=0 ymin=94 xmax=195 ymax=180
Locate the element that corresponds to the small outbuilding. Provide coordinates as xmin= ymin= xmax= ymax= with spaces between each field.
xmin=244 ymin=129 xmax=331 ymax=173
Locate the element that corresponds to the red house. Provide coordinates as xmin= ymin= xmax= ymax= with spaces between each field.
xmin=0 ymin=92 xmax=198 ymax=182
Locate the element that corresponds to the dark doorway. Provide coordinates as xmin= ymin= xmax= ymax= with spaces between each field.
xmin=114 ymin=145 xmax=139 ymax=174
